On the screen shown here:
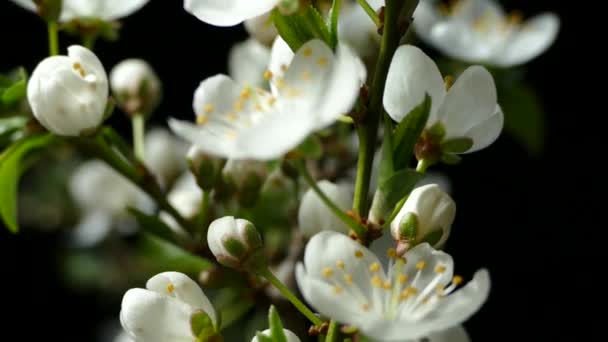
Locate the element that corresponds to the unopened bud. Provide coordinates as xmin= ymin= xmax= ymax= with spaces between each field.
xmin=390 ymin=184 xmax=455 ymax=249
xmin=188 ymin=145 xmax=223 ymax=191
xmin=110 ymin=59 xmax=161 ymax=116
xmin=207 ymin=216 xmax=265 ymax=270
xmin=222 ymin=159 xmax=267 ymax=207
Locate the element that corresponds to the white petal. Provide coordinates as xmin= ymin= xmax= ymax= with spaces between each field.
xmin=339 ymin=3 xmax=380 ymax=59
xmin=461 ymin=105 xmax=503 ymax=153
xmin=244 ymin=12 xmax=277 ymax=46
xmin=184 ymin=0 xmax=279 ymax=26
xmin=412 ymin=0 xmax=440 ymax=43
xmin=297 ymin=232 xmax=386 ymax=319
xmin=298 ymin=180 xmax=352 ymax=237
xmin=314 ymin=42 xmax=366 ymax=128
xmin=268 ymin=37 xmax=295 ymax=95
xmin=436 ymin=66 xmax=497 ymax=139
xmin=425 ymin=269 xmax=491 ymax=332
xmin=252 ymin=328 xmax=301 ymax=342
xmin=424 ymin=325 xmax=470 ymax=342
xmin=398 ymin=243 xmax=454 ymax=294
xmin=229 ymin=38 xmax=271 ymax=86
xmin=9 ymin=0 xmax=36 ymax=12
xmin=146 ymin=272 xmax=218 ymax=327
xmin=383 ymin=45 xmax=445 ymax=123
xmin=62 ymin=0 xmax=150 ymax=21
xmin=428 ymin=21 xmax=496 ymax=62
xmin=120 ymin=288 xmax=196 ymax=342
xmin=71 ymin=211 xmax=113 ymax=247
xmin=492 ymin=13 xmax=560 ymax=67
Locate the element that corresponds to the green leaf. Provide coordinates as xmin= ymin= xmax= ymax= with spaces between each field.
xmin=419 ymin=230 xmax=443 ymax=246
xmin=128 ymin=207 xmax=177 ymax=243
xmin=0 ymin=116 xmax=28 ymax=136
xmin=1 ymin=79 xmax=26 ymax=105
xmin=329 ymin=0 xmax=342 ymax=48
xmin=0 ymin=134 xmax=57 ymax=233
xmin=268 ymin=306 xmax=287 ymax=342
xmin=369 ymin=169 xmax=423 ymax=224
xmin=499 ymin=84 xmax=545 ymax=156
xmin=191 ymin=310 xmax=217 ymax=340
xmin=441 ymin=137 xmax=473 ymax=154
xmin=138 ymin=233 xmax=213 ymax=275
xmin=393 ymin=95 xmax=431 ymax=170
xmin=440 ymin=153 xmax=461 ymax=165
xmin=271 ymin=5 xmax=333 ymax=52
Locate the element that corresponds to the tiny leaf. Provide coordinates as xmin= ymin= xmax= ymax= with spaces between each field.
xmin=268 ymin=306 xmax=287 ymax=342
xmin=369 ymin=169 xmax=423 ymax=224
xmin=441 ymin=137 xmax=473 ymax=154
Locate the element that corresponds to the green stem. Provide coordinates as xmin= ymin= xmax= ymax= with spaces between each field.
xmin=325 ymin=320 xmax=341 ymax=342
xmin=199 ymin=190 xmax=211 ymax=232
xmin=259 ymin=268 xmax=322 ymax=326
xmin=132 ymin=113 xmax=145 ymax=161
xmin=352 ymin=0 xmax=404 ymax=220
xmin=416 ymin=159 xmax=430 ymax=173
xmin=355 ymin=0 xmax=380 ymax=26
xmin=296 ymin=160 xmax=366 ymax=237
xmin=47 ymin=21 xmax=59 ymax=56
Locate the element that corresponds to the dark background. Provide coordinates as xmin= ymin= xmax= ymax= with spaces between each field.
xmin=0 ymin=1 xmax=600 ymax=341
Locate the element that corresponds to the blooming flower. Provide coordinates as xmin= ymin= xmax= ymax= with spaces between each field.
xmin=183 ymin=0 xmax=281 ymax=27
xmin=69 ymin=160 xmax=154 ymax=246
xmin=296 ymin=231 xmax=490 ymax=341
xmin=10 ymin=0 xmax=150 ymax=22
xmin=298 ymin=180 xmax=352 ymax=238
xmin=251 ymin=329 xmax=300 ymax=342
xmin=170 ymin=39 xmax=364 ymax=160
xmin=384 ymin=45 xmax=503 ymax=154
xmin=27 ymin=45 xmax=108 ymax=136
xmin=391 ymin=184 xmax=456 ymax=250
xmin=120 ymin=272 xmax=218 ymax=341
xmin=110 ymin=59 xmax=162 ymax=115
xmin=414 ymin=0 xmax=559 ymax=67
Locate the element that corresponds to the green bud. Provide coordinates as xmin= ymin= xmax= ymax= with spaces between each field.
xmin=394 ymin=212 xmax=418 ymax=241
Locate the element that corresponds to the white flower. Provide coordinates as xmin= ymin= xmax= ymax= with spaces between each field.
xmin=384 ymin=45 xmax=503 ymax=153
xmin=159 ymin=173 xmax=202 ymax=235
xmin=251 ymin=329 xmax=301 ymax=342
xmin=244 ymin=12 xmax=278 ymax=46
xmin=296 ymin=231 xmax=490 ymax=341
xmin=183 ymin=0 xmax=280 ymax=27
xmin=120 ymin=272 xmax=217 ymax=342
xmin=144 ymin=128 xmax=188 ymax=187
xmin=169 ymin=39 xmax=364 ymax=160
xmin=10 ymin=0 xmax=149 ymax=22
xmin=298 ymin=180 xmax=352 ymax=238
xmin=69 ymin=160 xmax=154 ymax=246
xmin=110 ymin=59 xmax=162 ymax=115
xmin=414 ymin=0 xmax=559 ymax=67
xmin=207 ymin=216 xmax=263 ymax=268
xmin=228 ymin=39 xmax=271 ymax=87
xmin=391 ymin=184 xmax=456 ymax=249
xmin=27 ymin=45 xmax=108 ymax=136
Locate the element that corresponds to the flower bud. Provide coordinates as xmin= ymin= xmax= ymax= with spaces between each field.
xmin=188 ymin=145 xmax=223 ymax=191
xmin=110 ymin=59 xmax=161 ymax=116
xmin=27 ymin=45 xmax=108 ymax=136
xmin=207 ymin=216 xmax=264 ymax=269
xmin=222 ymin=159 xmax=268 ymax=207
xmin=252 ymin=329 xmax=301 ymax=342
xmin=33 ymin=0 xmax=62 ymax=22
xmin=390 ymin=184 xmax=456 ymax=249
xmin=244 ymin=12 xmax=277 ymax=46
xmin=298 ymin=180 xmax=352 ymax=238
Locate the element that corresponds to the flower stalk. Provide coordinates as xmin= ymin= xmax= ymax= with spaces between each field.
xmin=132 ymin=112 xmax=145 ymax=161
xmin=47 ymin=21 xmax=59 ymax=56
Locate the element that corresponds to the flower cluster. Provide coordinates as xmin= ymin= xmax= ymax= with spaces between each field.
xmin=2 ymin=0 xmax=559 ymax=341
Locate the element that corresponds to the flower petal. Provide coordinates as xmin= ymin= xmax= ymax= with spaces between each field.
xmin=461 ymin=105 xmax=503 ymax=153
xmin=492 ymin=13 xmax=560 ymax=67
xmin=62 ymin=0 xmax=150 ymax=21
xmin=268 ymin=37 xmax=295 ymax=95
xmin=436 ymin=66 xmax=497 ymax=139
xmin=229 ymin=38 xmax=271 ymax=86
xmin=120 ymin=288 xmax=196 ymax=342
xmin=184 ymin=0 xmax=279 ymax=26
xmin=383 ymin=45 xmax=445 ymax=123
xmin=146 ymin=272 xmax=218 ymax=327
xmin=398 ymin=243 xmax=454 ymax=295
xmin=71 ymin=211 xmax=113 ymax=247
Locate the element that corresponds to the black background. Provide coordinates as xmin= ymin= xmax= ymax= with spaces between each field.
xmin=0 ymin=1 xmax=601 ymax=341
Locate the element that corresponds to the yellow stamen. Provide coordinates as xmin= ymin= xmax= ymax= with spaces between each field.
xmin=371 ymin=275 xmax=383 ymax=287
xmin=334 ymin=286 xmax=343 ymax=294
xmin=416 ymin=261 xmax=426 ymax=270
xmin=167 ymin=284 xmax=175 ymax=293
xmin=336 ymin=260 xmax=345 ymax=270
xmin=382 ymin=280 xmax=392 ymax=290
xmin=263 ymin=70 xmax=273 ymax=81
xmin=322 ymin=267 xmax=334 ymax=278
xmin=435 ymin=265 xmax=447 ymax=274
xmin=369 ymin=262 xmax=381 ymax=273
xmin=398 ymin=275 xmax=408 ymax=284
xmin=197 ymin=114 xmax=209 ymax=125
xmin=444 ymin=75 xmax=455 ymax=91
xmin=203 ymin=103 xmax=214 ymax=114
xmin=354 ymin=250 xmax=364 ymax=258
xmin=452 ymin=275 xmax=463 ymax=285
xmin=317 ymin=57 xmax=328 ymax=67
xmin=303 ymin=47 xmax=313 ymax=57
xmin=344 ymin=274 xmax=353 ymax=284
xmin=387 ymin=248 xmax=397 ymax=259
